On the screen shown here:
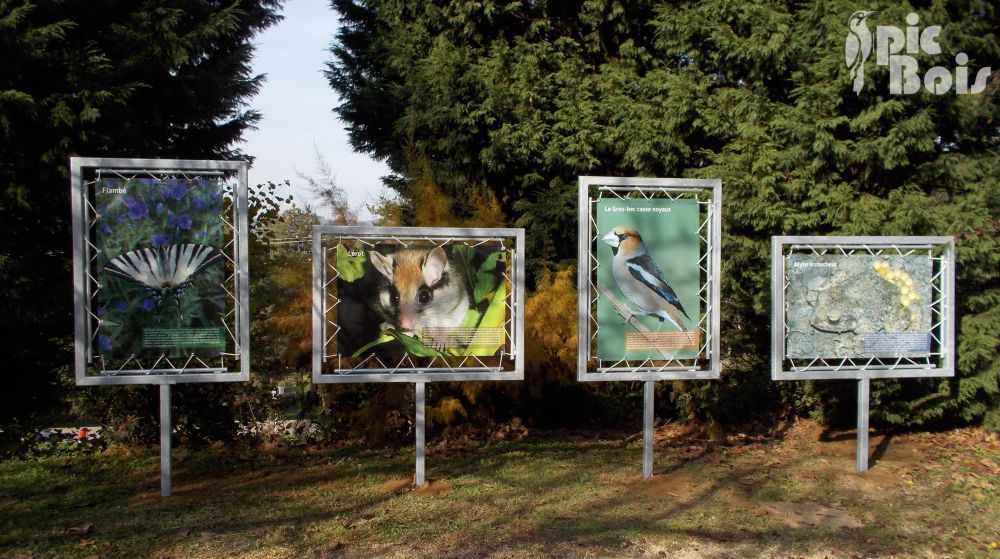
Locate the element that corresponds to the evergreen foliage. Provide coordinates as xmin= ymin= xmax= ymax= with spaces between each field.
xmin=328 ymin=0 xmax=999 ymax=429
xmin=0 ymin=0 xmax=282 ymax=448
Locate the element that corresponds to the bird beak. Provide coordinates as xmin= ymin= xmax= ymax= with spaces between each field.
xmin=601 ymin=230 xmax=619 ymax=248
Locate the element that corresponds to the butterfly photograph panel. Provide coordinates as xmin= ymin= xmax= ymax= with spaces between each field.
xmin=93 ymin=175 xmax=229 ymax=362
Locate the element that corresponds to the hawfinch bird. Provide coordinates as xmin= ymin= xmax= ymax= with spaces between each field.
xmin=602 ymin=226 xmax=690 ymax=332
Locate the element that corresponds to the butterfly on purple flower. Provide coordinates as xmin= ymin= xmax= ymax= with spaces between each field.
xmin=104 ymin=244 xmax=223 ymax=313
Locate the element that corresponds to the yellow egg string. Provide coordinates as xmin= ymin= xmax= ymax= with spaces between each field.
xmin=872 ymin=260 xmax=920 ymax=322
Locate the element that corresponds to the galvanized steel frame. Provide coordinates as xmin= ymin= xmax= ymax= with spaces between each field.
xmin=312 ymin=225 xmax=526 ymax=383
xmin=770 ymin=236 xmax=956 ymax=381
xmin=577 ymin=176 xmax=722 ymax=381
xmin=70 ymin=157 xmax=251 ymax=386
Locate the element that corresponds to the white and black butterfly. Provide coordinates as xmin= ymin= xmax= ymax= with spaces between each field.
xmin=104 ymin=243 xmax=223 ymax=303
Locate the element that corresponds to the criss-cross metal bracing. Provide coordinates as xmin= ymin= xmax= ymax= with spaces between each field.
xmin=312 ymin=225 xmax=525 ymax=383
xmin=70 ymin=158 xmax=250 ymax=385
xmin=577 ymin=177 xmax=722 ymax=381
xmin=770 ymin=236 xmax=955 ymax=381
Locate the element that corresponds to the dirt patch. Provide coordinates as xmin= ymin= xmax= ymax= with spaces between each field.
xmin=411 ymin=480 xmax=451 ymax=497
xmin=784 ymin=419 xmax=827 ymax=442
xmin=619 ymin=473 xmax=699 ymax=498
xmin=837 ymin=468 xmax=903 ymax=499
xmin=373 ymin=478 xmax=451 ymax=497
xmin=812 ymin=433 xmax=857 ymax=459
xmin=653 ymin=421 xmax=703 ymax=446
xmin=870 ymin=435 xmax=923 ymax=464
xmin=374 ymin=477 xmax=413 ymax=495
xmin=760 ymin=501 xmax=863 ymax=529
xmin=127 ymin=483 xmax=216 ymax=507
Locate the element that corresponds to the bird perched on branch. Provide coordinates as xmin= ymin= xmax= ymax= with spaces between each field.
xmin=602 ymin=226 xmax=690 ymax=332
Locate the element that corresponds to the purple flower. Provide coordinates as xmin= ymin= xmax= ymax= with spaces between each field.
xmin=152 ymin=233 xmax=172 ymax=248
xmin=192 ymin=196 xmax=207 ymax=211
xmin=101 ymin=223 xmax=112 ymax=235
xmin=168 ymin=214 xmax=193 ymax=229
xmin=156 ymin=202 xmax=165 ymax=215
xmin=139 ymin=298 xmax=155 ymax=312
xmin=162 ymin=179 xmax=188 ymax=201
xmin=96 ymin=204 xmax=108 ymax=215
xmin=122 ymin=195 xmax=148 ymax=220
xmin=97 ymin=334 xmax=113 ymax=352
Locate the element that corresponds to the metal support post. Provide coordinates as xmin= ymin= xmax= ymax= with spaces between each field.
xmin=857 ymin=378 xmax=870 ymax=472
xmin=160 ymin=384 xmax=172 ymax=497
xmin=643 ymin=380 xmax=654 ymax=480
xmin=415 ymin=382 xmax=426 ymax=486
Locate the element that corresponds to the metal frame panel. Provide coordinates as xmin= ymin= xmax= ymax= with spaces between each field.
xmin=771 ymin=236 xmax=956 ymax=381
xmin=312 ymin=225 xmax=525 ymax=383
xmin=70 ymin=157 xmax=250 ymax=386
xmin=577 ymin=176 xmax=722 ymax=381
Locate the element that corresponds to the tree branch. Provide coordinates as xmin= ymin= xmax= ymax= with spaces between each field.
xmin=595 ymin=281 xmax=675 ymax=361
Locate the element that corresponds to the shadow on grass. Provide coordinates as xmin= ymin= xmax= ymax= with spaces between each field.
xmin=0 ymin=424 xmax=982 ymax=558
xmin=0 ymin=445 xmax=413 ymax=554
xmin=401 ymin=435 xmax=910 ymax=558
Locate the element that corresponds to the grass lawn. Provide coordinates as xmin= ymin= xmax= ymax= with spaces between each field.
xmin=1 ymin=420 xmax=998 ymax=558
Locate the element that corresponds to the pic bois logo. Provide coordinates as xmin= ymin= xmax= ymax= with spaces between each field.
xmin=845 ymin=11 xmax=992 ymax=95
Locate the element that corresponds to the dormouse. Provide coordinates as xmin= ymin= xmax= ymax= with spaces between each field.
xmin=368 ymin=246 xmax=471 ymax=341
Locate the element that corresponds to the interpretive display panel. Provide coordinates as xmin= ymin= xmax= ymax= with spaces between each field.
xmin=313 ymin=226 xmax=525 ymax=383
xmin=595 ymin=197 xmax=701 ymax=361
xmin=785 ymin=253 xmax=933 ymax=359
xmin=70 ymin=158 xmax=250 ymax=385
xmin=578 ymin=177 xmax=721 ymax=381
xmin=772 ymin=237 xmax=955 ymax=380
xmin=95 ymin=177 xmax=227 ymax=360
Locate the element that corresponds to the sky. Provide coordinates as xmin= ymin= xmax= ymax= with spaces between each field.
xmin=241 ymin=0 xmax=390 ymax=221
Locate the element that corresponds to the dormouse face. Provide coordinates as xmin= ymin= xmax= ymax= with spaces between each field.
xmin=369 ymin=247 xmax=449 ymax=333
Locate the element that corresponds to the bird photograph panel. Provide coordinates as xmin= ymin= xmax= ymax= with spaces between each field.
xmin=595 ymin=198 xmax=701 ymax=361
xmin=93 ymin=176 xmax=228 ymax=361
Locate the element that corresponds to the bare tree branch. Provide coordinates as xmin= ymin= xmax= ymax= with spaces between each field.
xmin=595 ymin=281 xmax=676 ymax=361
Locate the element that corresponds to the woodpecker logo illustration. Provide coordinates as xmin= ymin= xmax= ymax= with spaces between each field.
xmin=844 ymin=10 xmax=991 ymax=96
xmin=845 ymin=10 xmax=876 ymax=94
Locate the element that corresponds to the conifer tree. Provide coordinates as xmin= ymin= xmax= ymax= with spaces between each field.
xmin=328 ymin=0 xmax=999 ymax=428
xmin=0 ymin=0 xmax=282 ymax=445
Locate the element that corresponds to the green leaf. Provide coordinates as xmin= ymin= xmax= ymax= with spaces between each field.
xmin=336 ymin=244 xmax=366 ymax=282
xmin=478 ymin=281 xmax=506 ymax=330
xmin=393 ymin=331 xmax=445 ymax=357
xmin=459 ymin=307 xmax=482 ymax=329
xmin=462 ymin=281 xmax=506 ymax=356
xmin=351 ymin=333 xmax=394 ymax=357
xmin=474 ymin=251 xmax=505 ymax=303
xmin=350 ymin=329 xmax=446 ymax=358
xmin=450 ymin=244 xmax=477 ymax=293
